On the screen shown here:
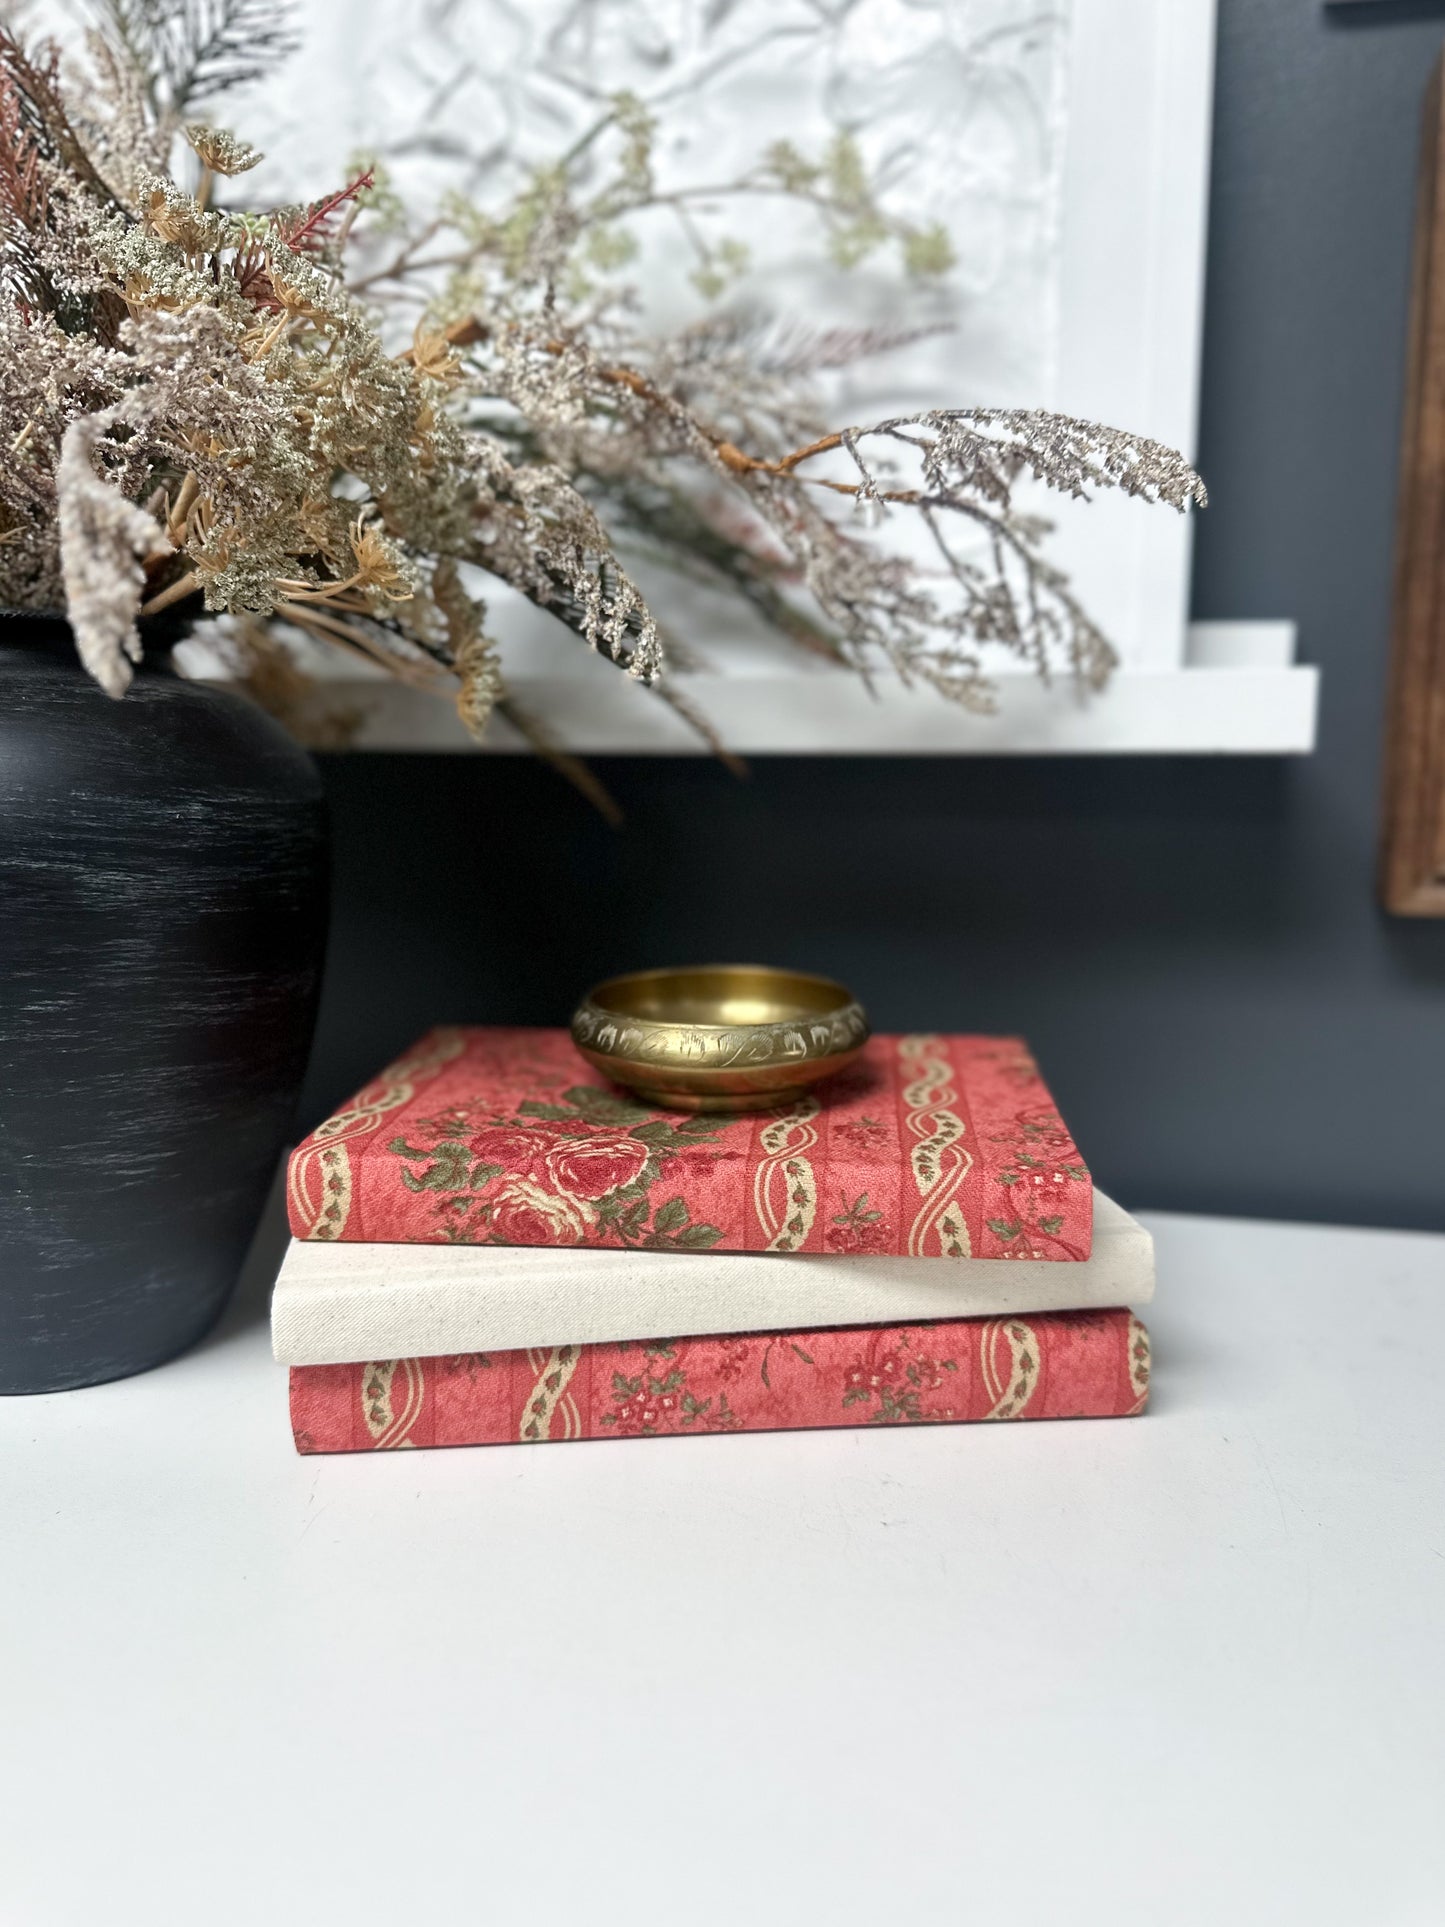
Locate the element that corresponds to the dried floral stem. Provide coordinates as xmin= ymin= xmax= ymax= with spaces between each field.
xmin=0 ymin=12 xmax=1202 ymax=782
xmin=348 ymin=219 xmax=442 ymax=295
xmin=139 ymin=567 xmax=202 ymax=617
xmin=716 ymin=430 xmax=844 ymax=478
xmin=167 ymin=470 xmax=200 ymax=540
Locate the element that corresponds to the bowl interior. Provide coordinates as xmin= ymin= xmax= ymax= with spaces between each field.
xmin=587 ymin=965 xmax=853 ymax=1030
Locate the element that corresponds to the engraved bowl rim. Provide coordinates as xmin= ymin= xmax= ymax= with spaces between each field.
xmin=574 ymin=963 xmax=866 ymax=1041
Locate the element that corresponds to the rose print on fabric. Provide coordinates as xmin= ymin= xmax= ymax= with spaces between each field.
xmin=487 ymin=1178 xmax=592 ymax=1246
xmin=825 ymin=1191 xmax=893 ymax=1254
xmin=600 ymin=1345 xmax=743 ymax=1435
xmin=465 ymin=1123 xmax=562 ymax=1171
xmin=389 ymin=1081 xmax=729 ymax=1250
xmin=984 ymin=1106 xmax=1090 ymax=1259
xmin=543 ymin=1130 xmax=651 ymax=1199
xmin=842 ymin=1331 xmax=961 ymax=1423
xmin=831 ymin=1113 xmax=889 ymax=1152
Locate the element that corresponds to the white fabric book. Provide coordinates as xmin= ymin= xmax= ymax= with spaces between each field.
xmin=271 ymin=1189 xmax=1152 ymax=1365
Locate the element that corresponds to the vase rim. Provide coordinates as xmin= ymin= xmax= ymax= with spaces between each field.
xmin=0 ymin=607 xmax=196 ymax=663
xmin=0 ymin=606 xmax=70 ymax=625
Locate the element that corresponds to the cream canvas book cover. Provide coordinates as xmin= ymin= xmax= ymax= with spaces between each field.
xmin=272 ymin=1190 xmax=1152 ymax=1366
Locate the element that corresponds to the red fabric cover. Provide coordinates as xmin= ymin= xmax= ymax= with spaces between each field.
xmin=289 ymin=1308 xmax=1148 ymax=1452
xmin=288 ymin=1028 xmax=1092 ymax=1260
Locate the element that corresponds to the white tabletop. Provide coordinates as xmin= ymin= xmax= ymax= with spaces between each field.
xmin=3 ymin=1205 xmax=1443 ymax=1927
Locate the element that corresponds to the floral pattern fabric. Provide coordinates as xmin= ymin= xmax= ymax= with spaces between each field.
xmin=289 ymin=1309 xmax=1148 ymax=1452
xmin=287 ymin=1028 xmax=1093 ymax=1260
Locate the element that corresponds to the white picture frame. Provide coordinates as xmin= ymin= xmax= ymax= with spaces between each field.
xmin=259 ymin=0 xmax=1314 ymax=752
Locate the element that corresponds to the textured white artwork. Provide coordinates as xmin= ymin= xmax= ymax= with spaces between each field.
xmin=216 ymin=0 xmax=1090 ymax=682
xmin=235 ymin=0 xmax=1071 ymax=419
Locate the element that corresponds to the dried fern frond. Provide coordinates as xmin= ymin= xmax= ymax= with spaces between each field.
xmin=0 ymin=34 xmax=54 ymax=309
xmin=687 ymin=310 xmax=953 ymax=381
xmin=91 ymin=0 xmax=298 ymax=124
xmin=0 ymin=24 xmax=121 ymax=311
xmin=432 ymin=555 xmax=501 ymax=742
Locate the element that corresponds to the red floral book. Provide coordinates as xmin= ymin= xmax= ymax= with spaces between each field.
xmin=290 ymin=1307 xmax=1148 ymax=1452
xmin=288 ymin=1028 xmax=1092 ymax=1260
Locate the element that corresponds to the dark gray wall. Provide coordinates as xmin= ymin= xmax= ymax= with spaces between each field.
xmin=300 ymin=0 xmax=1445 ymax=1232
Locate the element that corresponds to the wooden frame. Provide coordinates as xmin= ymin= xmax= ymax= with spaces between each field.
xmin=1382 ymin=52 xmax=1445 ymax=913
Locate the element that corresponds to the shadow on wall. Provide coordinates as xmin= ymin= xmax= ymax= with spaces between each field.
xmin=1324 ymin=2 xmax=1445 ymax=29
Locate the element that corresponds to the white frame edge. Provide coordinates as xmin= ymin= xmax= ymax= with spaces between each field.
xmin=202 ymin=623 xmax=1317 ymax=755
xmin=1043 ymin=0 xmax=1218 ymax=672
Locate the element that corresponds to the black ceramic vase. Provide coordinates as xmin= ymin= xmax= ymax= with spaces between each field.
xmin=0 ymin=613 xmax=328 ymax=1393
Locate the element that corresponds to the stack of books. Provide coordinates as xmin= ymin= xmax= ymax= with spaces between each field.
xmin=275 ymin=1027 xmax=1152 ymax=1451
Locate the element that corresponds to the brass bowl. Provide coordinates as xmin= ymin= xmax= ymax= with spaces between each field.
xmin=572 ymin=964 xmax=870 ymax=1113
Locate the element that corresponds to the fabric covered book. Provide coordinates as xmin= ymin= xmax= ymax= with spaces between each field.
xmin=289 ymin=1307 xmax=1150 ymax=1453
xmin=287 ymin=1027 xmax=1092 ymax=1260
xmin=272 ymin=1189 xmax=1150 ymax=1365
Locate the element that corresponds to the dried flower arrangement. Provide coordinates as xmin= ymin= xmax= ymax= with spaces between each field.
xmin=0 ymin=1 xmax=1205 ymax=777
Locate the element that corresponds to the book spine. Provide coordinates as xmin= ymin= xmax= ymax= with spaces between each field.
xmin=290 ymin=1308 xmax=1149 ymax=1453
